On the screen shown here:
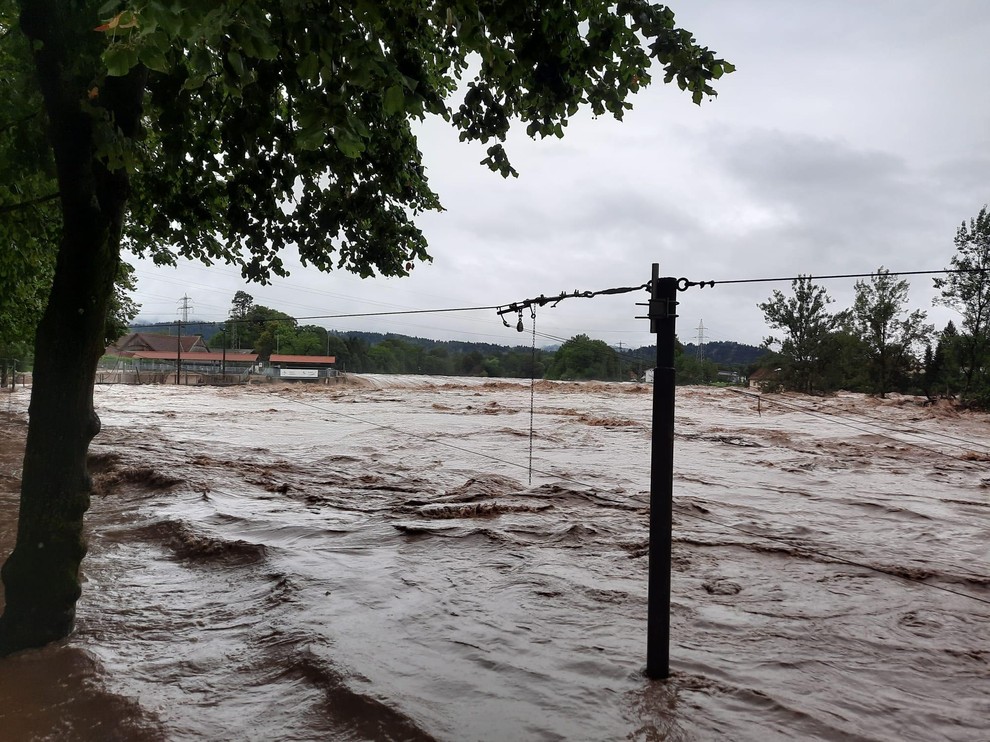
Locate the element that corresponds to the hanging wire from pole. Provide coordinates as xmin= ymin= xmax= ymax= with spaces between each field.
xmin=496 ymin=280 xmax=654 ymax=484
xmin=496 ymin=282 xmax=650 ymax=322
xmin=529 ymin=306 xmax=537 ymax=485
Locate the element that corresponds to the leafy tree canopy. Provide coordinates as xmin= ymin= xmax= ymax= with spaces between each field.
xmin=545 ymin=333 xmax=618 ymax=380
xmin=0 ymin=0 xmax=732 ymax=656
xmin=1 ymin=6 xmax=139 ymax=354
xmin=850 ymin=267 xmax=932 ymax=397
xmin=88 ymin=0 xmax=734 ymax=281
xmin=759 ymin=276 xmax=843 ymax=394
xmin=934 ymin=205 xmax=990 ymax=399
xmin=0 ymin=9 xmax=58 ymax=357
xmin=229 ymin=290 xmax=255 ymax=319
xmin=934 ymin=206 xmax=990 ymax=332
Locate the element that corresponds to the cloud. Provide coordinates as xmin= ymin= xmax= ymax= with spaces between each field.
xmin=129 ymin=1 xmax=990 ymax=350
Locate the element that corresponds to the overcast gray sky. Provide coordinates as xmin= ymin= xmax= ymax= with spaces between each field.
xmin=129 ymin=0 xmax=990 ymax=351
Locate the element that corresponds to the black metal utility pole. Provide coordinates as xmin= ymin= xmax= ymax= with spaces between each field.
xmin=646 ymin=263 xmax=678 ymax=679
xmin=175 ymin=320 xmax=182 ymax=385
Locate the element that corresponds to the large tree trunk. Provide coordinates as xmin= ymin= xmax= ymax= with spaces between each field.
xmin=0 ymin=1 xmax=144 ymax=656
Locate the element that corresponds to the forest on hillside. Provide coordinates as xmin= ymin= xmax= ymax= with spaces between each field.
xmin=124 ymin=291 xmax=766 ymax=385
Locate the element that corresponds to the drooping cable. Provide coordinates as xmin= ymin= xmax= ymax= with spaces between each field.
xmin=529 ymin=307 xmax=537 ymax=485
xmin=496 ymin=282 xmax=650 ymax=320
xmin=129 ymin=304 xmax=502 ymax=330
xmin=692 ymin=267 xmax=987 ymax=288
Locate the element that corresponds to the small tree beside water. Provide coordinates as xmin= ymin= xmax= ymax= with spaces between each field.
xmin=850 ymin=268 xmax=932 ymax=397
xmin=545 ymin=335 xmax=618 ymax=381
xmin=759 ymin=277 xmax=843 ymax=394
xmin=933 ymin=206 xmax=990 ymax=404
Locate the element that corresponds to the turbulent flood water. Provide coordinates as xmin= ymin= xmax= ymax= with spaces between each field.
xmin=1 ymin=377 xmax=988 ymax=741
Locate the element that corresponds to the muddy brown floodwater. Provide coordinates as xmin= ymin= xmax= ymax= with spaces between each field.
xmin=1 ymin=377 xmax=988 ymax=741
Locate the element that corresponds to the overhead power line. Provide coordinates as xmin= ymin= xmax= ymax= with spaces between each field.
xmin=128 ymin=304 xmax=502 ymax=330
xmin=696 ymin=267 xmax=986 ymax=288
xmin=292 ymin=305 xmax=501 ymax=320
xmin=496 ymin=283 xmax=651 ymax=321
xmin=127 ymin=279 xmax=653 ymax=335
xmin=127 ymin=266 xmax=973 ymax=332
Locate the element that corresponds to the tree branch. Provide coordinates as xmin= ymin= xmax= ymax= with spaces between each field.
xmin=0 ymin=191 xmax=59 ymax=214
xmin=0 ymin=112 xmax=39 ymax=135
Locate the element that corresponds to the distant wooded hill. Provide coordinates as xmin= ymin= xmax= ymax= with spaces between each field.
xmin=128 ymin=321 xmax=765 ymax=379
xmin=132 ymin=321 xmax=223 ymax=341
xmin=680 ymin=340 xmax=767 ymax=366
xmin=131 ymin=323 xmax=542 ymax=356
xmin=328 ymin=329 xmax=534 ymax=356
xmin=628 ymin=340 xmax=767 ymax=368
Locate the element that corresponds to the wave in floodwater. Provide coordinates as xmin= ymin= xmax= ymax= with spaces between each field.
xmin=1 ymin=379 xmax=988 ymax=741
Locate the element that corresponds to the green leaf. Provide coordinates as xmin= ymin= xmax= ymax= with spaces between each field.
xmin=297 ymin=53 xmax=320 ymax=81
xmin=139 ymin=44 xmax=169 ymax=73
xmin=103 ymin=44 xmax=139 ymax=77
xmin=296 ymin=124 xmax=326 ymax=151
xmin=154 ymin=6 xmax=183 ymax=36
xmin=383 ymin=85 xmax=404 ymax=116
xmin=227 ymin=50 xmax=245 ymax=79
xmin=239 ymin=28 xmax=279 ymax=62
xmin=346 ymin=114 xmax=370 ymax=139
xmin=182 ymin=74 xmax=207 ymax=90
xmin=333 ymin=127 xmax=365 ymax=158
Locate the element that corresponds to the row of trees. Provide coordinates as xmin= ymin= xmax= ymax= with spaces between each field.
xmin=209 ymin=293 xmax=742 ymax=383
xmin=220 ymin=294 xmax=682 ymax=380
xmin=757 ymin=206 xmax=990 ymax=404
xmin=219 ymin=291 xmax=551 ymax=375
xmin=759 ymin=270 xmax=932 ymax=397
xmin=211 ymin=205 xmax=990 ymax=399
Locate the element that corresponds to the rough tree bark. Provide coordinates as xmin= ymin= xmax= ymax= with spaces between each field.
xmin=0 ymin=1 xmax=144 ymax=656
